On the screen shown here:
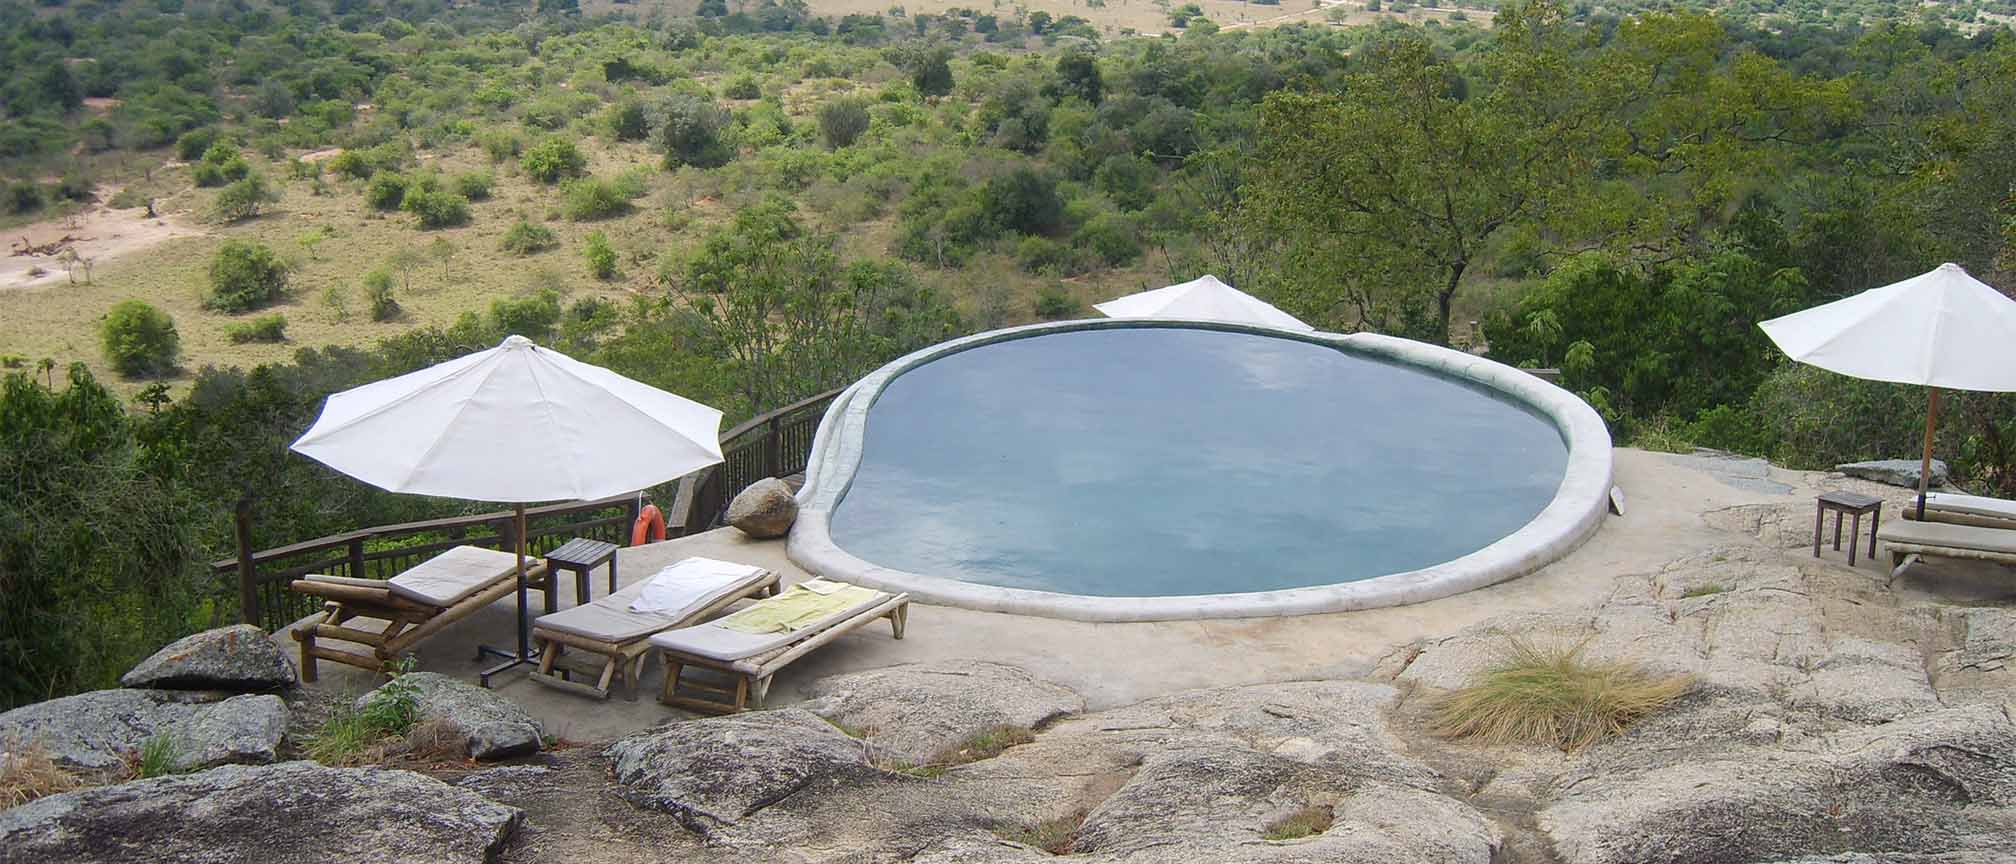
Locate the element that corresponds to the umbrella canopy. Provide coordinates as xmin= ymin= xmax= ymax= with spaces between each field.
xmin=1759 ymin=263 xmax=2016 ymax=518
xmin=292 ymin=335 xmax=724 ymax=503
xmin=1758 ymin=263 xmax=2016 ymax=392
xmin=1094 ymin=274 xmax=1315 ymax=332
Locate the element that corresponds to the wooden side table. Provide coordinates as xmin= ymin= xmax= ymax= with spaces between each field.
xmin=1814 ymin=491 xmax=1881 ymax=567
xmin=545 ymin=538 xmax=619 ymax=606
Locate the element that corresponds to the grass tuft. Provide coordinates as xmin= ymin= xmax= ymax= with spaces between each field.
xmin=1680 ymin=583 xmax=1728 ymax=598
xmin=2 ymin=738 xmax=81 ymax=806
xmin=134 ymin=733 xmax=182 ymax=779
xmin=994 ymin=810 xmax=1086 ymax=855
xmin=929 ymin=725 xmax=1035 ymax=767
xmin=1431 ymin=637 xmax=1693 ymax=751
xmin=1261 ymin=804 xmax=1334 ymax=841
xmin=304 ymin=665 xmax=423 ymax=766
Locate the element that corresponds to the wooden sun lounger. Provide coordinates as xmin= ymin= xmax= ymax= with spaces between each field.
xmin=651 ymin=590 xmax=910 ymax=714
xmin=1878 ymin=519 xmax=2016 ymax=583
xmin=528 ymin=568 xmax=780 ymax=701
xmin=288 ymin=546 xmax=550 ymax=681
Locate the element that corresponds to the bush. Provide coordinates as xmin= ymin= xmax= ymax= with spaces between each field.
xmin=816 ymin=97 xmax=872 ymax=149
xmin=501 ymin=220 xmax=559 ymax=255
xmin=722 ymin=74 xmax=762 ymax=100
xmin=1073 ymin=213 xmax=1141 ymax=267
xmin=364 ymin=172 xmax=408 ymax=211
xmin=1033 ymin=285 xmax=1083 ymax=319
xmin=364 ymin=269 xmax=400 ymax=321
xmin=1430 ymin=638 xmax=1693 ymax=751
xmin=981 ymin=168 xmax=1063 ymax=235
xmin=205 ymin=240 xmax=289 ymax=312
xmin=212 ymin=173 xmax=277 ymax=222
xmin=489 ymin=290 xmax=563 ymax=340
xmin=606 ymin=100 xmax=651 ymax=142
xmin=224 ymin=313 xmax=288 ymax=344
xmin=192 ymin=144 xmax=250 ymax=188
xmin=582 ymin=231 xmax=616 ymax=280
xmin=1016 ymin=236 xmax=1085 ymax=276
xmin=655 ymin=94 xmax=731 ymax=169
xmin=477 ymin=130 xmax=522 ymax=163
xmin=563 ymin=177 xmax=632 ymax=221
xmin=55 ymin=172 xmax=92 ymax=202
xmin=99 ymin=300 xmax=179 ymax=378
xmin=454 ymin=172 xmax=493 ymax=201
xmin=174 ymin=128 xmax=217 ymax=162
xmin=402 ymin=188 xmax=472 ymax=229
xmin=522 ymin=137 xmax=587 ymax=184
xmin=6 ymin=181 xmax=44 ymax=214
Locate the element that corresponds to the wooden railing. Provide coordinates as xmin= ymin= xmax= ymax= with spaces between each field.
xmin=217 ymin=387 xmax=846 ymax=632
xmin=215 ymin=496 xmax=643 ymax=632
xmin=681 ymin=387 xmax=844 ymax=532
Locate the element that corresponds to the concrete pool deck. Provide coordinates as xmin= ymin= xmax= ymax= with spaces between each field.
xmin=289 ymin=447 xmax=2010 ymax=743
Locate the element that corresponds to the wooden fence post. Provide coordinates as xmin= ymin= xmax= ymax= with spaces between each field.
xmin=764 ymin=415 xmax=783 ymax=479
xmin=347 ymin=537 xmax=366 ymax=581
xmin=234 ymin=497 xmax=259 ymax=627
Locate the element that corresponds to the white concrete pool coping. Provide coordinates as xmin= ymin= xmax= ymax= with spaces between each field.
xmin=787 ymin=319 xmax=1614 ymax=622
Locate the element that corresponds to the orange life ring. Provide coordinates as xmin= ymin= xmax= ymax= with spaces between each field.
xmin=631 ymin=504 xmax=667 ymax=546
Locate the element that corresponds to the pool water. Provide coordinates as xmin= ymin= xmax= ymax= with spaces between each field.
xmin=827 ymin=327 xmax=1568 ymax=597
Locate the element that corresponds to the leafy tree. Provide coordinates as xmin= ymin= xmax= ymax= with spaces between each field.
xmin=606 ymin=100 xmax=650 ymax=142
xmin=489 ymin=290 xmax=563 ymax=341
xmin=980 ymin=167 xmax=1064 ymax=235
xmin=206 ymin=240 xmax=289 ymax=312
xmin=654 ymin=94 xmax=731 ymax=169
xmin=522 ymin=137 xmax=587 ymax=184
xmin=212 ymin=172 xmax=277 ymax=222
xmin=1056 ymin=50 xmax=1103 ymax=105
xmin=896 ymin=44 xmax=954 ymax=98
xmin=816 ymin=97 xmax=872 ymax=149
xmin=100 ymin=300 xmax=179 ymax=378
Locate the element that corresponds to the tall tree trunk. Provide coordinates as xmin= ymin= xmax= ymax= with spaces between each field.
xmin=1437 ymin=259 xmax=1467 ymax=346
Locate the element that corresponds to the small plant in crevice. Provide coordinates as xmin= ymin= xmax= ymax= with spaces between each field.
xmin=134 ymin=733 xmax=182 ymax=779
xmin=993 ymin=810 xmax=1086 ymax=855
xmin=1680 ymin=583 xmax=1728 ymax=599
xmin=1261 ymin=804 xmax=1334 ymax=841
xmin=305 ymin=659 xmax=423 ymax=766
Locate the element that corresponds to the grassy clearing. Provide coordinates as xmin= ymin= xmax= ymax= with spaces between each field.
xmin=1 ymin=738 xmax=81 ymax=807
xmin=1261 ymin=804 xmax=1335 ymax=841
xmin=993 ymin=810 xmax=1086 ymax=855
xmin=1431 ymin=638 xmax=1693 ymax=751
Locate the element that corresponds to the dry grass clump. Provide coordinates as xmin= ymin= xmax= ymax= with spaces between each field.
xmin=1431 ymin=638 xmax=1693 ymax=751
xmin=993 ymin=810 xmax=1086 ymax=855
xmin=1261 ymin=804 xmax=1334 ymax=841
xmin=876 ymin=725 xmax=1037 ymax=778
xmin=2 ymin=738 xmax=81 ymax=807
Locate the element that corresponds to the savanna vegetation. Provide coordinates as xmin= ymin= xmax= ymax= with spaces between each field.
xmin=3 ymin=0 xmax=2016 ymax=708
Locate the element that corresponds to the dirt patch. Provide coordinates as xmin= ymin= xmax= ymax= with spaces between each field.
xmin=3 ymin=189 xmax=205 ymax=290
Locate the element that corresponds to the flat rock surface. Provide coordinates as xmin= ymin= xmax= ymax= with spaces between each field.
xmin=606 ymin=708 xmax=883 ymax=833
xmin=1837 ymin=459 xmax=1949 ymax=489
xmin=0 ymin=688 xmax=285 ymax=772
xmin=119 ymin=624 xmax=296 ymax=692
xmin=801 ymin=660 xmax=1084 ymax=765
xmin=360 ymin=672 xmax=542 ymax=761
xmin=0 ymin=761 xmax=522 ymax=864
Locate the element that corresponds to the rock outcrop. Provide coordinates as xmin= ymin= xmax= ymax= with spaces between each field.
xmin=0 ymin=761 xmax=522 ymax=864
xmin=726 ymin=477 xmax=798 ymax=538
xmin=607 ymin=708 xmax=884 ymax=833
xmin=358 ymin=672 xmax=542 ymax=761
xmin=802 ymin=660 xmax=1084 ymax=766
xmin=118 ymin=624 xmax=296 ymax=692
xmin=1837 ymin=458 xmax=1948 ymax=489
xmin=0 ymin=689 xmax=285 ymax=773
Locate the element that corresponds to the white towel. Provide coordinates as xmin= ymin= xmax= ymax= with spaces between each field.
xmin=629 ymin=557 xmax=767 ymax=615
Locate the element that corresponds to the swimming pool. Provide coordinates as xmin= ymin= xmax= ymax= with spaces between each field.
xmin=789 ymin=320 xmax=1612 ymax=621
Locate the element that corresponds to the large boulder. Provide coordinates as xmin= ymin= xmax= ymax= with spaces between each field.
xmin=356 ymin=672 xmax=541 ymax=761
xmin=607 ymin=708 xmax=883 ymax=833
xmin=119 ymin=624 xmax=296 ymax=692
xmin=1837 ymin=458 xmax=1948 ymax=489
xmin=0 ymin=689 xmax=285 ymax=773
xmin=802 ymin=660 xmax=1083 ymax=766
xmin=726 ymin=477 xmax=798 ymax=538
xmin=0 ymin=761 xmax=522 ymax=864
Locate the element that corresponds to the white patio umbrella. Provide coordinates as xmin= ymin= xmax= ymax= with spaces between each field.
xmin=1094 ymin=274 xmax=1315 ymax=332
xmin=1758 ymin=263 xmax=2016 ymax=517
xmin=291 ymin=335 xmax=724 ymax=683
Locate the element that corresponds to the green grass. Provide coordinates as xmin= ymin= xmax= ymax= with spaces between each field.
xmin=1431 ymin=638 xmax=1694 ymax=751
xmin=993 ymin=811 xmax=1085 ymax=854
xmin=1261 ymin=804 xmax=1334 ymax=841
xmin=304 ymin=667 xmax=423 ymax=766
xmin=1680 ymin=583 xmax=1729 ymax=598
xmin=136 ymin=733 xmax=181 ymax=778
xmin=873 ymin=725 xmax=1037 ymax=778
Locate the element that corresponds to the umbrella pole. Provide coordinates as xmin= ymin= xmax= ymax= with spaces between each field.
xmin=1917 ymin=388 xmax=1939 ymax=520
xmin=478 ymin=503 xmax=538 ymax=688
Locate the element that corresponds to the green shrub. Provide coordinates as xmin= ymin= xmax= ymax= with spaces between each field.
xmin=99 ymin=300 xmax=179 ymax=378
xmin=522 ymin=137 xmax=587 ymax=184
xmin=453 ymin=172 xmax=493 ymax=201
xmin=582 ymin=231 xmax=617 ymax=280
xmin=364 ymin=269 xmax=400 ymax=322
xmin=402 ymin=188 xmax=472 ymax=229
xmin=205 ymin=240 xmax=289 ymax=312
xmin=305 ymin=666 xmax=421 ymax=765
xmin=563 ymin=177 xmax=632 ymax=221
xmin=364 ymin=172 xmax=408 ymax=211
xmin=489 ymin=289 xmax=563 ymax=340
xmin=1072 ymin=213 xmax=1141 ymax=267
xmin=477 ymin=130 xmax=522 ymax=163
xmin=1033 ymin=285 xmax=1082 ymax=319
xmin=981 ymin=168 xmax=1063 ymax=235
xmin=224 ymin=313 xmax=288 ymax=344
xmin=212 ymin=173 xmax=277 ymax=222
xmin=1016 ymin=235 xmax=1083 ymax=275
xmin=55 ymin=172 xmax=92 ymax=202
xmin=606 ymin=100 xmax=651 ymax=141
xmin=174 ymin=128 xmax=217 ymax=162
xmin=501 ymin=220 xmax=559 ymax=255
xmin=1430 ymin=638 xmax=1693 ymax=751
xmin=722 ymin=74 xmax=762 ymax=100
xmin=816 ymin=96 xmax=872 ymax=149
xmin=6 ymin=181 xmax=45 ymax=214
xmin=192 ymin=144 xmax=250 ymax=188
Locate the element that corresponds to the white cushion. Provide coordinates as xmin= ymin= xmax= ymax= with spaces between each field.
xmin=388 ymin=546 xmax=521 ymax=607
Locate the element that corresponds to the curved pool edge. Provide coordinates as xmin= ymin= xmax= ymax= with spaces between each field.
xmin=786 ymin=319 xmax=1614 ymax=622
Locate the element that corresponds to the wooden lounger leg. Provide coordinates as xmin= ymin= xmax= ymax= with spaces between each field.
xmin=294 ymin=627 xmax=318 ymax=684
xmin=749 ymin=675 xmax=771 ymax=709
xmin=1888 ymin=552 xmax=1919 ymax=586
xmin=889 ymin=602 xmax=908 ymax=639
xmin=733 ymin=675 xmax=750 ymax=711
xmin=659 ymin=659 xmax=683 ymax=706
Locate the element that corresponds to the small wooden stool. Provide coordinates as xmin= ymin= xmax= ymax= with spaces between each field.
xmin=1814 ymin=491 xmax=1881 ymax=567
xmin=545 ymin=538 xmax=619 ymax=606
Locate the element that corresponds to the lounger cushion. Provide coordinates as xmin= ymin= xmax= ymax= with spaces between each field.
xmin=649 ymin=590 xmax=889 ymax=662
xmin=1924 ymin=492 xmax=2016 ymax=521
xmin=1879 ymin=520 xmax=2016 ymax=555
xmin=534 ymin=570 xmax=770 ymax=643
xmin=388 ymin=546 xmax=521 ymax=607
